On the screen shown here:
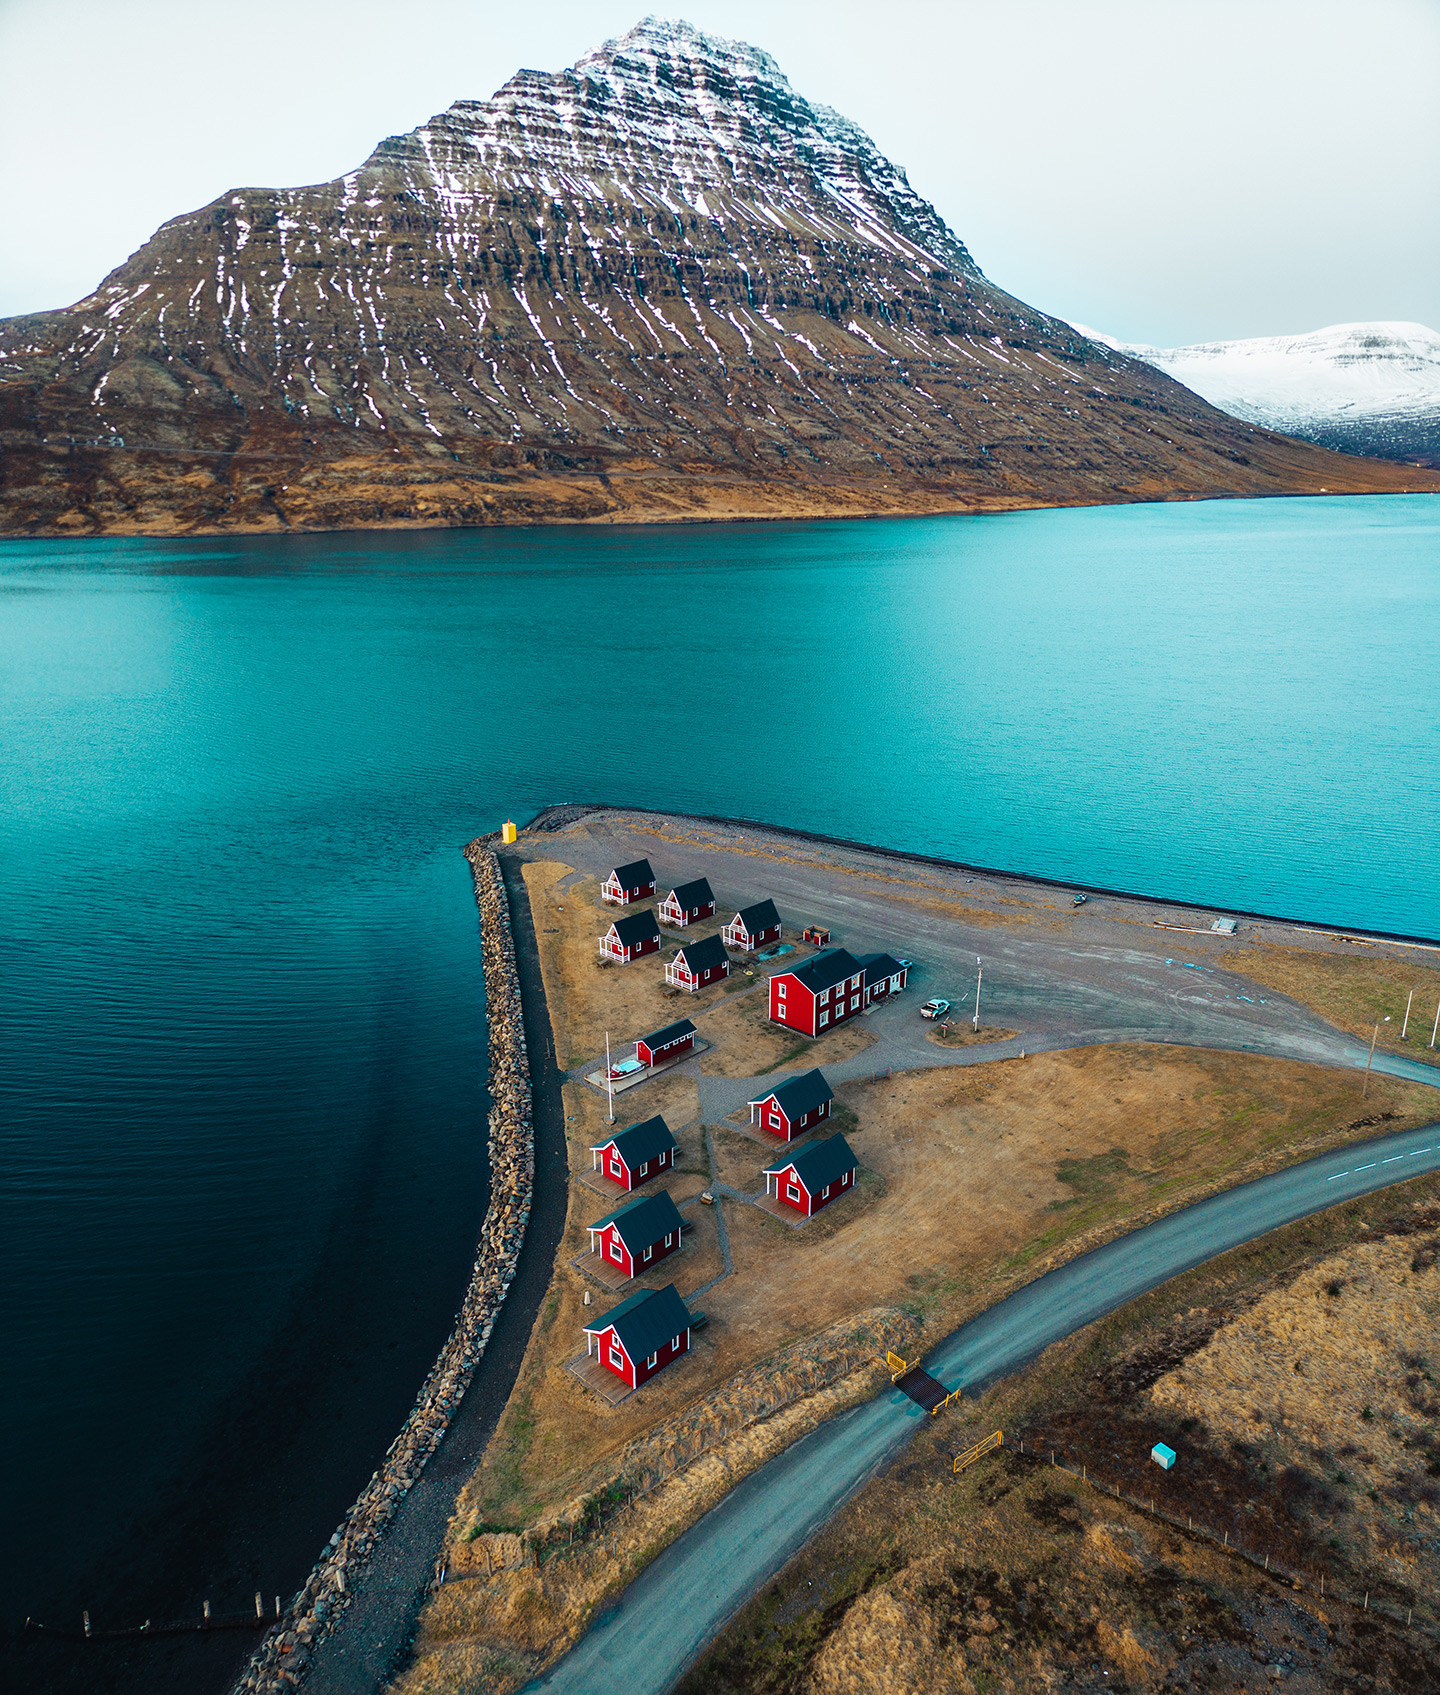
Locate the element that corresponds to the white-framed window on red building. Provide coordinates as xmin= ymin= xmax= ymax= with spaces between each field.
xmin=776 ymin=982 xmax=786 ymax=999
xmin=819 ymin=1011 xmax=829 ymax=1027
xmin=610 ymin=1345 xmax=624 ymax=1369
xmin=787 ymin=1182 xmax=801 ymax=1200
xmin=608 ymin=1238 xmax=623 ymax=1262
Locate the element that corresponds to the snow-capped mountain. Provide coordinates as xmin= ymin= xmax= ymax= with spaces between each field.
xmin=1 ymin=17 xmax=1428 ymax=536
xmin=1076 ymin=322 xmax=1440 ymax=467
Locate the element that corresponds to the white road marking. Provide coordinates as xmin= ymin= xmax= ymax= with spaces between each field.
xmin=1327 ymin=1171 xmax=1350 ymax=1181
xmin=1383 ymin=1155 xmax=1404 ymax=1163
xmin=1355 ymin=1162 xmax=1378 ymax=1171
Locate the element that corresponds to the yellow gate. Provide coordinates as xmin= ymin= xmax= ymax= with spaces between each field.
xmin=953 ymin=1429 xmax=1004 ymax=1475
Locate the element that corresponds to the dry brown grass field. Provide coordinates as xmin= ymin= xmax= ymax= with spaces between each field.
xmin=681 ymin=1177 xmax=1440 ymax=1695
xmin=1228 ymin=946 xmax=1440 ymax=1066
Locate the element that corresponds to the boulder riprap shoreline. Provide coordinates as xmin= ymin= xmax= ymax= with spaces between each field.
xmin=229 ymin=841 xmax=533 ymax=1695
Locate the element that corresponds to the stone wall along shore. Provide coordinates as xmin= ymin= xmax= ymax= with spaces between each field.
xmin=230 ymin=842 xmax=533 ymax=1694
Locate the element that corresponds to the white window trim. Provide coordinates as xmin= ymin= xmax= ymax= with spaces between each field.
xmin=664 ymin=1232 xmax=674 ymax=1246
xmin=609 ymin=1345 xmax=625 ymax=1368
xmin=776 ymin=982 xmax=786 ymax=999
xmin=819 ymin=1010 xmax=829 ymax=1027
xmin=646 ymin=1351 xmax=658 ymax=1368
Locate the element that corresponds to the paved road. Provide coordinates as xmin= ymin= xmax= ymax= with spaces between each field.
xmin=527 ymin=1116 xmax=1440 ymax=1695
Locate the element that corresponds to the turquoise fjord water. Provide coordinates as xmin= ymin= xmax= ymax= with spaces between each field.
xmin=2 ymin=494 xmax=1438 ymax=1690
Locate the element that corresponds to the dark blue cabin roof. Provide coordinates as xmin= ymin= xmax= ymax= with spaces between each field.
xmin=592 ymin=1115 xmax=676 ymax=1167
xmin=752 ymin=1067 xmax=833 ymax=1119
xmin=764 ymin=1133 xmax=858 ymax=1192
xmin=675 ymin=932 xmax=729 ymax=973
xmin=668 ymin=877 xmax=714 ymax=906
xmin=640 ymin=1017 xmax=697 ymax=1051
xmin=733 ymin=899 xmax=780 ymax=932
xmin=589 ymin=1189 xmax=685 ymax=1254
xmin=609 ymin=858 xmax=654 ymax=887
xmin=610 ymin=908 xmax=661 ymax=945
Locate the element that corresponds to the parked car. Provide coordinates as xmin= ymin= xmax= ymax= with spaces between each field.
xmin=896 ymin=957 xmax=915 ymax=971
xmin=920 ymin=998 xmax=951 ymax=1020
xmin=1072 ymin=893 xmax=1088 ymax=907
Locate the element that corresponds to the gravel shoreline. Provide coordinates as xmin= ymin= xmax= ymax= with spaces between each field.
xmin=228 ymin=843 xmax=534 ymax=1695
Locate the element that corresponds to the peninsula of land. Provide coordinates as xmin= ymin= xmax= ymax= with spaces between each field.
xmin=304 ymin=804 xmax=1440 ymax=1695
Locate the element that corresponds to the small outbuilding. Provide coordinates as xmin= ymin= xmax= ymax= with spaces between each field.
xmin=583 ymin=1283 xmax=694 ymax=1390
xmin=599 ymin=908 xmax=661 ymax=964
xmin=601 ymin=859 xmax=657 ymax=905
xmin=763 ymin=1133 xmax=859 ymax=1217
xmin=587 ymin=1190 xmax=686 ymax=1281
xmin=768 ymin=948 xmax=866 ymax=1038
xmin=748 ymin=1068 xmax=834 ymax=1141
xmin=665 ymin=932 xmax=731 ymax=992
xmin=722 ymin=900 xmax=781 ymax=952
xmin=635 ymin=1018 xmax=697 ymax=1068
xmin=658 ymin=878 xmax=715 ymax=927
xmin=591 ymin=1116 xmax=678 ymax=1190
xmin=858 ymin=952 xmax=909 ymax=1004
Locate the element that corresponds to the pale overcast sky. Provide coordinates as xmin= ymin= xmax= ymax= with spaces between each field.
xmin=1 ymin=0 xmax=1436 ymax=344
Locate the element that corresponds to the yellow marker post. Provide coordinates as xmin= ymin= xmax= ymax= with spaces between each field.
xmin=501 ymin=820 xmax=518 ymax=844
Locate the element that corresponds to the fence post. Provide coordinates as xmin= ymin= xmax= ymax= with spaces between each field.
xmin=203 ymin=1600 xmax=211 ymax=1622
xmin=255 ymin=1592 xmax=264 ymax=1621
xmin=83 ymin=1611 xmax=91 ymax=1640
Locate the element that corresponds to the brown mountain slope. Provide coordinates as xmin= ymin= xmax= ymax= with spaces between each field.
xmin=2 ymin=17 xmax=1432 ymax=538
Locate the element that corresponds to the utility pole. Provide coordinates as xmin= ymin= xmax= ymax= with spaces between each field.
xmin=1362 ymin=1017 xmax=1389 ymax=1097
xmin=605 ymin=1030 xmax=615 ymax=1123
xmin=972 ymin=956 xmax=983 ymax=1032
xmin=1402 ymin=989 xmax=1414 ymax=1039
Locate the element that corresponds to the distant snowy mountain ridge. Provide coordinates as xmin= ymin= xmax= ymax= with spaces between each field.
xmin=1074 ymin=321 xmax=1440 ymax=467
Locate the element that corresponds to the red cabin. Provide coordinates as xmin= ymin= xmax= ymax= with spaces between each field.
xmin=636 ymin=1019 xmax=697 ymax=1068
xmin=599 ymin=908 xmax=661 ymax=964
xmin=665 ymin=932 xmax=730 ymax=993
xmin=658 ymin=878 xmax=715 ymax=927
xmin=748 ymin=1068 xmax=834 ymax=1141
xmin=587 ymin=1190 xmax=685 ymax=1281
xmin=590 ymin=1116 xmax=677 ymax=1190
xmin=768 ymin=949 xmax=865 ymax=1038
xmin=601 ymin=859 xmax=656 ymax=906
xmin=583 ymin=1283 xmax=693 ymax=1390
xmin=722 ymin=900 xmax=781 ymax=952
xmin=763 ymin=1134 xmax=859 ymax=1217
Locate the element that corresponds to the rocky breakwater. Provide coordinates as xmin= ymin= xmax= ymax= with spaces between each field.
xmin=230 ymin=842 xmax=533 ymax=1694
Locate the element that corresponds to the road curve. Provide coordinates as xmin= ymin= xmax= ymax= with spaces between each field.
xmin=526 ymin=1114 xmax=1440 ymax=1695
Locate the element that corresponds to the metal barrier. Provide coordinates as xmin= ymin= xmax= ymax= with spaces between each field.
xmin=953 ymin=1429 xmax=1004 ymax=1475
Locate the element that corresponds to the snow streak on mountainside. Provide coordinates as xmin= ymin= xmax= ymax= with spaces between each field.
xmin=1077 ymin=322 xmax=1440 ymax=468
xmin=1 ymin=17 xmax=1430 ymax=536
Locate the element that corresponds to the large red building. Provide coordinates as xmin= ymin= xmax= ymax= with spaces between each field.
xmin=768 ymin=948 xmax=866 ymax=1037
xmin=583 ymin=1283 xmax=693 ymax=1390
xmin=635 ymin=1018 xmax=697 ymax=1068
xmin=587 ymin=1190 xmax=685 ymax=1281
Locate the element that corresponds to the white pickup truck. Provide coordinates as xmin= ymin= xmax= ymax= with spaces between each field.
xmin=919 ymin=998 xmax=951 ymax=1021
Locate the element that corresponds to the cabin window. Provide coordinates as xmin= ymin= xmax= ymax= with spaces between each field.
xmin=643 ymin=1246 xmax=653 ymax=1262
xmin=639 ymin=1160 xmax=649 ymax=1174
xmin=647 ymin=1352 xmax=658 ymax=1368
xmin=672 ymin=1333 xmax=682 ymax=1350
xmin=818 ymin=987 xmax=829 ymax=1003
xmin=776 ymin=982 xmax=786 ymax=999
xmin=787 ymin=1183 xmax=801 ymax=1201
xmin=610 ymin=1345 xmax=625 ymax=1369
xmin=851 ymin=996 xmax=860 ymax=1011
xmin=608 ymin=1238 xmax=624 ymax=1263
xmin=819 ymin=1011 xmax=829 ymax=1027
xmin=822 ymin=1184 xmax=831 ymax=1197
xmin=768 ymin=1110 xmax=781 ymax=1128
